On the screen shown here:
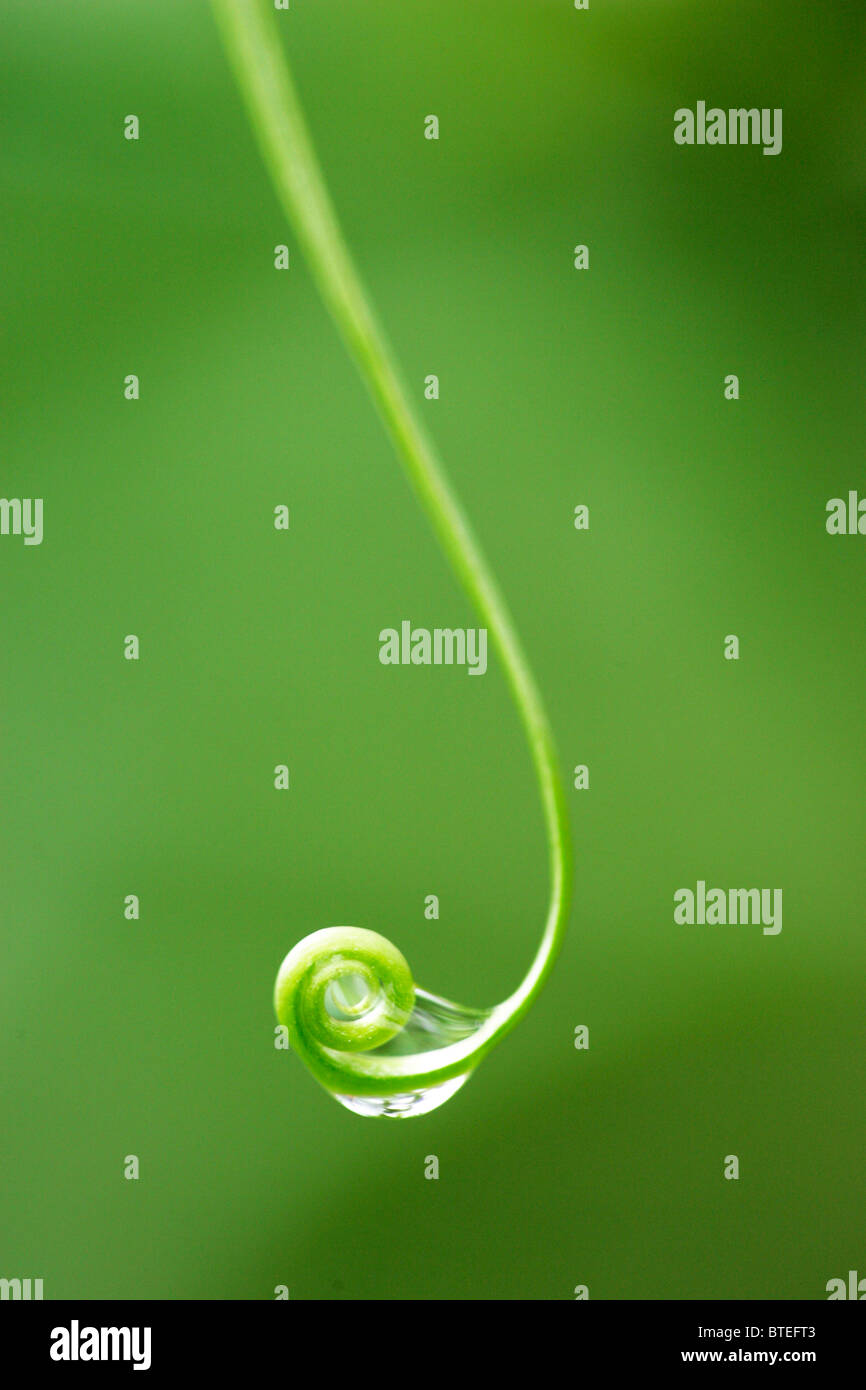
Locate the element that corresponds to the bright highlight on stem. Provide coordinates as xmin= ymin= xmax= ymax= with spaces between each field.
xmin=210 ymin=0 xmax=573 ymax=1116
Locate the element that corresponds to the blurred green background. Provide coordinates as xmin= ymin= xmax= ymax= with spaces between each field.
xmin=2 ymin=0 xmax=864 ymax=1300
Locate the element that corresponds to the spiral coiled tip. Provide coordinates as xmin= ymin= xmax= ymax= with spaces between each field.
xmin=274 ymin=926 xmax=415 ymax=1056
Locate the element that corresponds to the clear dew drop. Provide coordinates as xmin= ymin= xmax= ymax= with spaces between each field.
xmin=325 ymin=972 xmax=375 ymax=1019
xmin=335 ymin=1073 xmax=469 ymax=1118
xmin=331 ymin=989 xmax=490 ymax=1119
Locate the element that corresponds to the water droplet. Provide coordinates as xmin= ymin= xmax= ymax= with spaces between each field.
xmin=331 ymin=988 xmax=490 ymax=1118
xmin=335 ymin=1074 xmax=469 ymax=1119
xmin=325 ymin=972 xmax=375 ymax=1019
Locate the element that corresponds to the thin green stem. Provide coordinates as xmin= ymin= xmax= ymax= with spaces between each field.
xmin=210 ymin=0 xmax=572 ymax=1099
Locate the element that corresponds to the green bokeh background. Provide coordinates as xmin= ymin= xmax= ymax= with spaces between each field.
xmin=2 ymin=0 xmax=864 ymax=1300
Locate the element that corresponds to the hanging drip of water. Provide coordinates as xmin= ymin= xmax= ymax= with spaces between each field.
xmin=274 ymin=928 xmax=497 ymax=1118
xmin=331 ymin=988 xmax=491 ymax=1118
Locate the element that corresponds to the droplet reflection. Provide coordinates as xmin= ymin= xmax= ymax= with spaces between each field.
xmin=332 ymin=989 xmax=489 ymax=1118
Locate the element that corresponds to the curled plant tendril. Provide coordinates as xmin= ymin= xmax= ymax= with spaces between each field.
xmin=275 ymin=928 xmax=416 ymax=1089
xmin=274 ymin=926 xmax=499 ymax=1110
xmin=211 ymin=0 xmax=573 ymax=1116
